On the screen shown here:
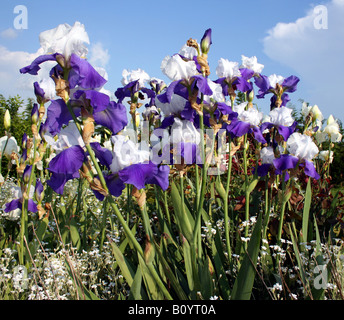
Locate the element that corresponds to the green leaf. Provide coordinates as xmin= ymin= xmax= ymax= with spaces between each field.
xmin=154 ymin=239 xmax=188 ymax=299
xmin=302 ymin=179 xmax=312 ymax=244
xmin=247 ymin=178 xmax=258 ymax=194
xmin=70 ymin=218 xmax=81 ymax=251
xmin=182 ymin=237 xmax=194 ymax=295
xmin=110 ymin=241 xmax=135 ymax=287
xmin=212 ymin=234 xmax=230 ymax=299
xmin=231 ymin=212 xmax=262 ymax=300
xmin=289 ymin=222 xmax=307 ymax=287
xmin=128 ymin=267 xmax=146 ymax=300
xmin=171 ymin=181 xmax=194 ymax=243
xmin=138 ymin=254 xmax=164 ymax=300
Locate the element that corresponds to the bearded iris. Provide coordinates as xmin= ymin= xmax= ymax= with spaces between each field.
xmin=226 ymin=102 xmax=266 ymax=143
xmin=260 ymin=106 xmax=297 ymax=141
xmin=273 ymin=132 xmax=320 ymax=180
xmin=255 ymin=73 xmax=299 ymax=109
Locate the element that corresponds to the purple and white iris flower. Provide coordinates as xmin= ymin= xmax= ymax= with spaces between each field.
xmin=240 ymin=55 xmax=264 ymax=74
xmin=20 ymin=21 xmax=106 ymax=92
xmin=254 ymin=73 xmax=300 ymax=108
xmin=226 ymin=102 xmax=266 ymax=143
xmin=158 ymin=44 xmax=212 ymax=105
xmin=261 ymin=106 xmax=297 ymax=141
xmin=215 ymin=58 xmax=256 ymax=96
xmin=45 ymin=122 xmax=86 ymax=194
xmin=273 ymin=132 xmax=320 ymax=180
xmin=108 ymin=135 xmax=170 ymax=192
xmin=4 ymin=184 xmax=38 ymax=219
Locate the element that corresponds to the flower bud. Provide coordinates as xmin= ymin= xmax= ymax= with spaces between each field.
xmin=31 ymin=103 xmax=39 ymax=124
xmin=4 ymin=109 xmax=11 ymax=130
xmin=200 ymin=28 xmax=212 ymax=55
xmin=35 ymin=179 xmax=44 ymax=203
xmin=23 ymin=165 xmax=32 ymax=184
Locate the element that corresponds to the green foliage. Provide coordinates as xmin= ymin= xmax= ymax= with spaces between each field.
xmin=0 ymin=94 xmax=34 ymax=176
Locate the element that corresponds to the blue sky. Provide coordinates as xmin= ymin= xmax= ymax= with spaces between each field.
xmin=1 ymin=0 xmax=343 ymax=122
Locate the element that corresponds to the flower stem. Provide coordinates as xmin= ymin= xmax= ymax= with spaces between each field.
xmin=224 ymin=134 xmax=232 ymax=262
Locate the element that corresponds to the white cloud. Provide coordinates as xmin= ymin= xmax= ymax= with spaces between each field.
xmin=88 ymin=42 xmax=110 ymax=68
xmin=263 ymin=0 xmax=344 ymax=121
xmin=1 ymin=28 xmax=19 ymax=39
xmin=0 ymin=46 xmax=58 ymax=99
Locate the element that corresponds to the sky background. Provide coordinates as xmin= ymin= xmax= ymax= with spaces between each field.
xmin=0 ymin=0 xmax=343 ymax=123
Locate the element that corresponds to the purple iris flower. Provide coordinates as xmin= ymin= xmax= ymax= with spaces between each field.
xmin=215 ymin=68 xmax=254 ymax=96
xmin=226 ymin=103 xmax=266 ymax=143
xmin=158 ymin=75 xmax=212 ymax=105
xmin=118 ymin=161 xmax=170 ymax=191
xmin=89 ymin=142 xmax=113 ymax=169
xmin=272 ymin=154 xmax=320 ymax=181
xmin=47 ymin=145 xmax=86 ymax=194
xmin=45 ymin=99 xmax=81 ymax=136
xmin=68 ymin=54 xmax=107 ymax=89
xmin=21 ymin=53 xmax=106 ymax=91
xmin=93 ymin=101 xmax=128 ymax=135
xmin=254 ymin=74 xmax=300 ymax=100
xmin=4 ymin=199 xmax=38 ymax=214
xmin=92 ymin=173 xmax=126 ymax=201
xmin=73 ymin=90 xmax=110 ymax=113
xmin=261 ymin=121 xmax=298 ymax=142
xmin=20 ymin=53 xmax=61 ymax=75
xmin=35 ymin=178 xmax=44 ymax=203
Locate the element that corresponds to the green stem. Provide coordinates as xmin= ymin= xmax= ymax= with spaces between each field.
xmin=19 ymin=117 xmax=42 ymax=264
xmin=224 ymin=134 xmax=232 ymax=262
xmin=193 ymin=112 xmax=207 ymax=259
xmin=243 ymin=134 xmax=249 ymax=241
xmin=277 ymin=172 xmax=287 ymax=245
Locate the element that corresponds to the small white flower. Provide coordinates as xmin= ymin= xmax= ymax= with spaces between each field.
xmin=241 ymin=55 xmax=264 ymax=74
